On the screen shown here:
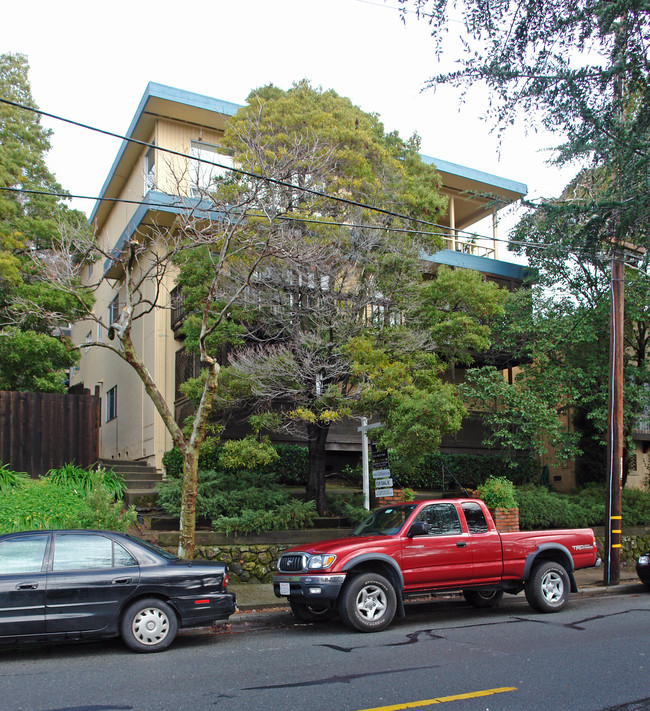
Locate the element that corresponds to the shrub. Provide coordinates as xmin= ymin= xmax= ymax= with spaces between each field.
xmin=326 ymin=491 xmax=368 ymax=525
xmin=45 ymin=462 xmax=126 ymax=499
xmin=0 ymin=476 xmax=136 ymax=533
xmin=161 ymin=442 xmax=309 ymax=485
xmin=212 ymin=500 xmax=317 ymax=536
xmin=478 ymin=476 xmax=518 ymax=510
xmin=516 ymin=485 xmax=593 ymax=529
xmin=0 ymin=462 xmax=29 ymax=493
xmin=391 ymin=452 xmax=540 ymax=490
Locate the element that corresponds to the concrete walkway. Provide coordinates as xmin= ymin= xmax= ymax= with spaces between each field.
xmin=229 ymin=565 xmax=644 ymax=613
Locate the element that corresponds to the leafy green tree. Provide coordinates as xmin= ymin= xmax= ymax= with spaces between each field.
xmin=0 ymin=53 xmax=90 ymax=391
xmin=177 ymin=82 xmax=507 ymax=514
xmin=399 ymin=0 xmax=650 ymax=480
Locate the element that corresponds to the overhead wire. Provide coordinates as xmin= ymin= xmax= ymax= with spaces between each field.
xmin=0 ymin=96 xmax=635 ymax=264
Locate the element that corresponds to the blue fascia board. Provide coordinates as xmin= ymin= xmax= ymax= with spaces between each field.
xmin=420 ymin=154 xmax=527 ymax=197
xmin=90 ymin=83 xmax=243 ymax=226
xmin=423 ymin=248 xmax=530 ymax=281
xmin=102 ymin=191 xmax=225 ymax=274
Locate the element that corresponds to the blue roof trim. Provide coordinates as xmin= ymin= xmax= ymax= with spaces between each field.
xmin=146 ymin=82 xmax=242 ymax=117
xmin=423 ymin=249 xmax=530 ymax=280
xmin=103 ymin=191 xmax=224 ymax=274
xmin=90 ymin=83 xmax=243 ymax=226
xmin=421 ymin=155 xmax=527 ymax=196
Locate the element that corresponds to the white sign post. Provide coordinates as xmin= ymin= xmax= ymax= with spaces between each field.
xmin=357 ymin=420 xmax=383 ymax=510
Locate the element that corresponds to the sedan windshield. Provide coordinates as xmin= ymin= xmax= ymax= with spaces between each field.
xmin=353 ymin=505 xmax=416 ymax=536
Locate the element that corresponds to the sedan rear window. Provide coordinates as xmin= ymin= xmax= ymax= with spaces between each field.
xmin=53 ymin=534 xmax=115 ymax=571
xmin=0 ymin=534 xmax=48 ymax=573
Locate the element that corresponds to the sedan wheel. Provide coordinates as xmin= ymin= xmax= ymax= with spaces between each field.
xmin=121 ymin=598 xmax=178 ymax=652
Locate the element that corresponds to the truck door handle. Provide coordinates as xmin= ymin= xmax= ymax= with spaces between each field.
xmin=112 ymin=577 xmax=133 ymax=585
xmin=16 ymin=582 xmax=38 ymax=590
xmin=456 ymin=542 xmax=467 ymax=547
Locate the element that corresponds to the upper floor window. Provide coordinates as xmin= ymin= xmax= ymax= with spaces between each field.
xmin=144 ymin=144 xmax=156 ymax=193
xmin=189 ymin=140 xmax=233 ymax=197
xmin=108 ymin=294 xmax=120 ymax=325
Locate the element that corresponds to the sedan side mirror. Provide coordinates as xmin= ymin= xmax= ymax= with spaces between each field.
xmin=407 ymin=522 xmax=428 ymax=538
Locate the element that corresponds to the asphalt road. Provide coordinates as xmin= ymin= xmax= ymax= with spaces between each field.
xmin=1 ymin=587 xmax=649 ymax=711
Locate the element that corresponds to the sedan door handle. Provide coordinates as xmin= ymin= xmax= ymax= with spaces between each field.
xmin=16 ymin=582 xmax=38 ymax=590
xmin=112 ymin=577 xmax=133 ymax=585
xmin=456 ymin=541 xmax=467 ymax=547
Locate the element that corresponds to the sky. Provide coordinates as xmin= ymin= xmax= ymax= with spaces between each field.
xmin=1 ymin=0 xmax=579 ymax=249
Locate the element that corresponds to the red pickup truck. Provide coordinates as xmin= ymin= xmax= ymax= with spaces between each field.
xmin=273 ymin=498 xmax=599 ymax=632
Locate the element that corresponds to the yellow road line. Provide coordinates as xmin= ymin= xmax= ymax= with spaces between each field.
xmin=357 ymin=686 xmax=518 ymax=711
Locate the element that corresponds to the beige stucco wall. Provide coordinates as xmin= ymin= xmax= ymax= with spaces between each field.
xmin=71 ymin=121 xmax=188 ymax=470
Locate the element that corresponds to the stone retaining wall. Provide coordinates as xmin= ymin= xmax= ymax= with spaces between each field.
xmin=194 ymin=544 xmax=291 ymax=584
xmin=595 ymin=532 xmax=650 ymax=565
xmin=173 ymin=531 xmax=650 ymax=584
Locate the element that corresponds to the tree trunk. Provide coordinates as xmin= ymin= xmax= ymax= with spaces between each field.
xmin=178 ymin=447 xmax=199 ymax=559
xmin=306 ymin=422 xmax=330 ymax=515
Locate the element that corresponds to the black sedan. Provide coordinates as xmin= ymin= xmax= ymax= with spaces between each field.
xmin=0 ymin=529 xmax=236 ymax=652
xmin=637 ymin=552 xmax=650 ymax=587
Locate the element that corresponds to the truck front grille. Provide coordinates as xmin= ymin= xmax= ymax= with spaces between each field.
xmin=279 ymin=554 xmax=306 ymax=572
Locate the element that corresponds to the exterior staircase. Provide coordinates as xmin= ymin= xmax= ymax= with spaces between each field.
xmin=98 ymin=459 xmax=162 ymax=510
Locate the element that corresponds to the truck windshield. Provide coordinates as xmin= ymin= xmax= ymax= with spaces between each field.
xmin=353 ymin=505 xmax=417 ymax=536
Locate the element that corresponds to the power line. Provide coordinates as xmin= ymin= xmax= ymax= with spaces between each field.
xmin=0 ymin=96 xmax=458 ymax=234
xmin=0 ymin=184 xmax=554 ymax=253
xmin=1 ymin=96 xmax=619 ymax=261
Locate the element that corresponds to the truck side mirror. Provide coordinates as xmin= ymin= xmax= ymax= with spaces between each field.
xmin=407 ymin=522 xmax=428 ymax=538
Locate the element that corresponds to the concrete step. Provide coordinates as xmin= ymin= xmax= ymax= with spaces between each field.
xmin=124 ymin=488 xmax=159 ymax=509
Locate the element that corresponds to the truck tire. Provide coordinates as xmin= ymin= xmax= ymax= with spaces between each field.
xmin=289 ymin=600 xmax=336 ymax=622
xmin=525 ymin=560 xmax=570 ymax=613
xmin=339 ymin=572 xmax=396 ymax=632
xmin=463 ymin=589 xmax=504 ymax=608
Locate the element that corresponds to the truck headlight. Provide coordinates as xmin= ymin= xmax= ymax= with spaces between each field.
xmin=638 ymin=555 xmax=650 ymax=566
xmin=307 ymin=554 xmax=336 ymax=569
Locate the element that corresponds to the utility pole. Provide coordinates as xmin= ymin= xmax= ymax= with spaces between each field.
xmin=605 ymin=249 xmax=624 ymax=586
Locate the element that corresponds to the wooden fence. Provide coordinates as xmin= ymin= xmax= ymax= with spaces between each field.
xmin=0 ymin=391 xmax=100 ymax=477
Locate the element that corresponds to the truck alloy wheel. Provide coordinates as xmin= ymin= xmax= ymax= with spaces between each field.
xmin=524 ymin=561 xmax=570 ymax=613
xmin=339 ymin=572 xmax=397 ymax=632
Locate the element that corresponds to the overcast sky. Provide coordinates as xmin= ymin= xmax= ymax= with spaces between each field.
xmin=2 ymin=0 xmax=578 ymax=245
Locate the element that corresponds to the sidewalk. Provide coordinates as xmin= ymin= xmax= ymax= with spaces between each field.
xmin=229 ymin=565 xmax=644 ymax=614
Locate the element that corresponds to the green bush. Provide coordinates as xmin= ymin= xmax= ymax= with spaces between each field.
xmin=391 ymin=452 xmax=540 ymax=490
xmin=0 ymin=462 xmax=29 ymax=493
xmin=326 ymin=491 xmax=368 ymax=525
xmin=212 ymin=500 xmax=317 ymax=536
xmin=478 ymin=476 xmax=518 ymax=509
xmin=161 ymin=442 xmax=309 ymax=485
xmin=45 ymin=462 xmax=126 ymax=499
xmin=0 ymin=475 xmax=136 ymax=533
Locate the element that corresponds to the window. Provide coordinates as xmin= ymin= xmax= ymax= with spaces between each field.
xmin=86 ymin=262 xmax=93 ymax=280
xmin=85 ymin=331 xmax=92 ymax=353
xmin=52 ymin=534 xmax=137 ymax=571
xmin=108 ymin=294 xmax=120 ymax=325
xmin=0 ymin=535 xmax=48 ymax=573
xmin=189 ymin=140 xmax=233 ymax=196
xmin=462 ymin=502 xmax=489 ymax=533
xmin=415 ymin=503 xmax=462 ymax=535
xmin=106 ymin=385 xmax=117 ymax=422
xmin=144 ymin=143 xmax=156 ymax=192
xmin=97 ymin=323 xmax=102 ymax=342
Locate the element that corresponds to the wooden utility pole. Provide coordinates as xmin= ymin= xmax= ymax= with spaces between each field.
xmin=605 ymin=250 xmax=624 ymax=585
